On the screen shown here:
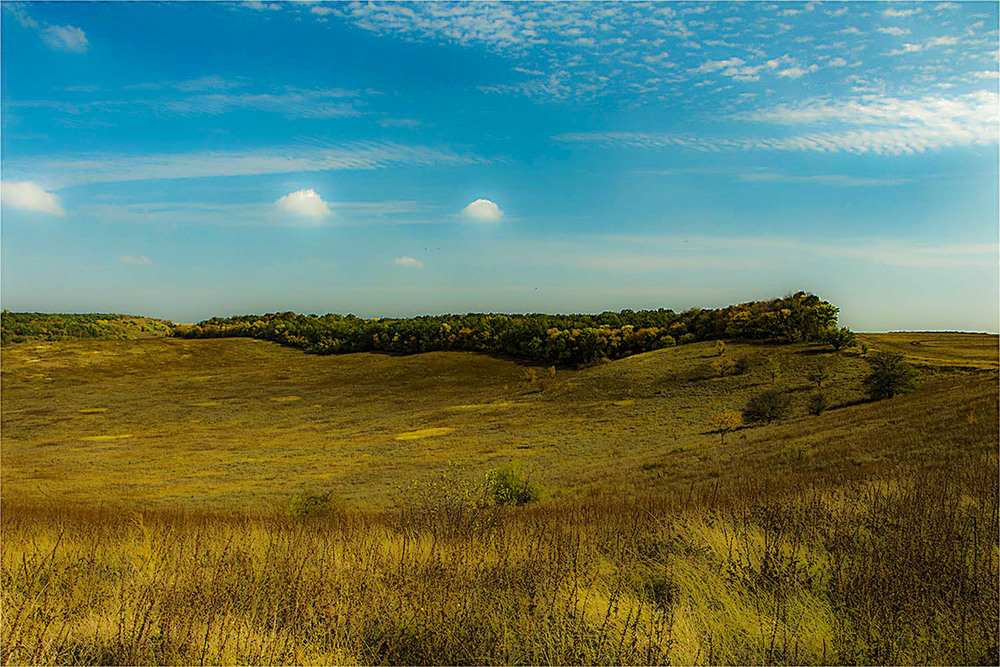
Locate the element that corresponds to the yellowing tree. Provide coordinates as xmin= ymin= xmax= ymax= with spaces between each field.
xmin=710 ymin=409 xmax=743 ymax=444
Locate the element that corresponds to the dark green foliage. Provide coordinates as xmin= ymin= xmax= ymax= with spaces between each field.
xmin=178 ymin=293 xmax=840 ymax=367
xmin=862 ymin=351 xmax=919 ymax=400
xmin=806 ymin=364 xmax=833 ymax=388
xmin=733 ymin=354 xmax=759 ymax=375
xmin=825 ymin=326 xmax=857 ymax=351
xmin=1 ymin=311 xmax=174 ymax=343
xmin=808 ymin=392 xmax=830 ymax=415
xmin=743 ymin=388 xmax=793 ymax=425
xmin=485 ymin=462 xmax=542 ymax=506
xmin=286 ymin=490 xmax=338 ymax=518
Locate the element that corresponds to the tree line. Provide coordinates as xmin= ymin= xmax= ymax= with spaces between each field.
xmin=0 ymin=311 xmax=175 ymax=344
xmin=176 ymin=292 xmax=841 ymax=367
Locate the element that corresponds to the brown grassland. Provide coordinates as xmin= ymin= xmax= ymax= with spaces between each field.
xmin=1 ymin=332 xmax=998 ymax=664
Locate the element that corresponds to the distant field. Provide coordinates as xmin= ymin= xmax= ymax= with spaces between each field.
xmin=861 ymin=332 xmax=999 ymax=370
xmin=2 ymin=332 xmax=995 ymax=509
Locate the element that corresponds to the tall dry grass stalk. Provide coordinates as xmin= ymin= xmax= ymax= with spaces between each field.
xmin=2 ymin=455 xmax=997 ymax=665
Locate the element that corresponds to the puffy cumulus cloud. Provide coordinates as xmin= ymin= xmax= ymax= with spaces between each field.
xmin=461 ymin=198 xmax=503 ymax=221
xmin=394 ymin=256 xmax=424 ymax=269
xmin=274 ymin=189 xmax=332 ymax=220
xmin=0 ymin=181 xmax=66 ymax=216
xmin=40 ymin=25 xmax=88 ymax=53
xmin=119 ymin=255 xmax=153 ymax=265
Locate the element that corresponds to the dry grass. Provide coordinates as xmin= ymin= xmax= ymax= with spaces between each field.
xmin=2 ymin=334 xmax=995 ymax=509
xmin=2 ymin=456 xmax=996 ymax=665
xmin=1 ymin=333 xmax=997 ymax=664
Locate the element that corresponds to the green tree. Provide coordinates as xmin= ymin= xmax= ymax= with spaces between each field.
xmin=743 ymin=388 xmax=792 ymax=425
xmin=825 ymin=326 xmax=857 ymax=351
xmin=862 ymin=351 xmax=918 ymax=400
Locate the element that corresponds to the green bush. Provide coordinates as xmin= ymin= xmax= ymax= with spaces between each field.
xmin=825 ymin=326 xmax=857 ymax=351
xmin=807 ymin=392 xmax=830 ymax=416
xmin=286 ymin=490 xmax=338 ymax=518
xmin=678 ymin=333 xmax=697 ymax=345
xmin=484 ymin=461 xmax=542 ymax=506
xmin=743 ymin=388 xmax=793 ymax=425
xmin=862 ymin=351 xmax=918 ymax=400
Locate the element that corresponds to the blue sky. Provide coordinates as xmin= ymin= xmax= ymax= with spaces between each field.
xmin=1 ymin=1 xmax=997 ymax=331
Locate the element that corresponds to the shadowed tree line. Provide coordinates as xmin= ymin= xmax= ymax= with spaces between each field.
xmin=177 ymin=292 xmax=840 ymax=367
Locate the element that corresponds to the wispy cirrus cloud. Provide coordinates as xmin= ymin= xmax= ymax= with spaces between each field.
xmin=555 ymin=90 xmax=999 ymax=156
xmin=4 ymin=4 xmax=89 ymax=52
xmin=598 ymin=235 xmax=999 ymax=269
xmin=10 ymin=141 xmax=494 ymax=188
xmin=5 ymin=84 xmax=368 ymax=120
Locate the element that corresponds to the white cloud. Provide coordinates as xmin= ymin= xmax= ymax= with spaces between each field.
xmin=885 ymin=43 xmax=923 ymax=56
xmin=877 ymin=26 xmax=910 ymax=36
xmin=40 ymin=25 xmax=88 ymax=53
xmin=828 ymin=57 xmax=848 ymax=67
xmin=310 ymin=6 xmax=337 ymax=16
xmin=245 ymin=1 xmax=281 ymax=10
xmin=776 ymin=65 xmax=819 ymax=79
xmin=275 ymin=189 xmax=332 ymax=220
xmin=119 ymin=255 xmax=153 ymax=265
xmin=394 ymin=256 xmax=424 ymax=269
xmin=883 ymin=8 xmax=919 ymax=18
xmin=926 ymin=35 xmax=960 ymax=48
xmin=461 ymin=198 xmax=503 ymax=221
xmin=0 ymin=181 xmax=66 ymax=216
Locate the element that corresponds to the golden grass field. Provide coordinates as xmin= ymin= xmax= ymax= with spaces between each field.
xmin=2 ymin=333 xmax=995 ymax=510
xmin=1 ymin=332 xmax=997 ymax=665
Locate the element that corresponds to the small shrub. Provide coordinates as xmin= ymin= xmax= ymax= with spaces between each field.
xmin=807 ymin=392 xmax=830 ymax=415
xmin=710 ymin=355 xmax=736 ymax=377
xmin=859 ymin=341 xmax=870 ymax=356
xmin=733 ymin=354 xmax=759 ymax=375
xmin=806 ymin=364 xmax=833 ymax=388
xmin=660 ymin=334 xmax=676 ymax=347
xmin=743 ymin=388 xmax=792 ymax=425
xmin=484 ymin=461 xmax=542 ymax=506
xmin=764 ymin=356 xmax=782 ymax=384
xmin=713 ymin=340 xmax=726 ymax=356
xmin=678 ymin=333 xmax=697 ymax=345
xmin=286 ymin=490 xmax=338 ymax=518
xmin=862 ymin=351 xmax=918 ymax=400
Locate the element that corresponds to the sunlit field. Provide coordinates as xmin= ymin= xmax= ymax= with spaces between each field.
xmin=2 ymin=332 xmax=997 ymax=664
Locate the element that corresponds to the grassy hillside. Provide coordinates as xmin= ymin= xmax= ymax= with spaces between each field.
xmin=1 ymin=333 xmax=995 ymax=509
xmin=1 ymin=333 xmax=996 ymax=665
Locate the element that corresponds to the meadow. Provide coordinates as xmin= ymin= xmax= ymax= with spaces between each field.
xmin=1 ymin=332 xmax=997 ymax=664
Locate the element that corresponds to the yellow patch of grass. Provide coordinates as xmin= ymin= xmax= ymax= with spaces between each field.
xmin=612 ymin=399 xmax=636 ymax=406
xmin=191 ymin=401 xmax=219 ymax=407
xmin=450 ymin=401 xmax=512 ymax=410
xmin=79 ymin=408 xmax=108 ymax=413
xmin=394 ymin=427 xmax=455 ymax=441
xmin=79 ymin=434 xmax=133 ymax=442
xmin=270 ymin=395 xmax=301 ymax=402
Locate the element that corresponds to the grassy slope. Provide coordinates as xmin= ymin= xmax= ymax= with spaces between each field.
xmin=1 ymin=333 xmax=995 ymax=509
